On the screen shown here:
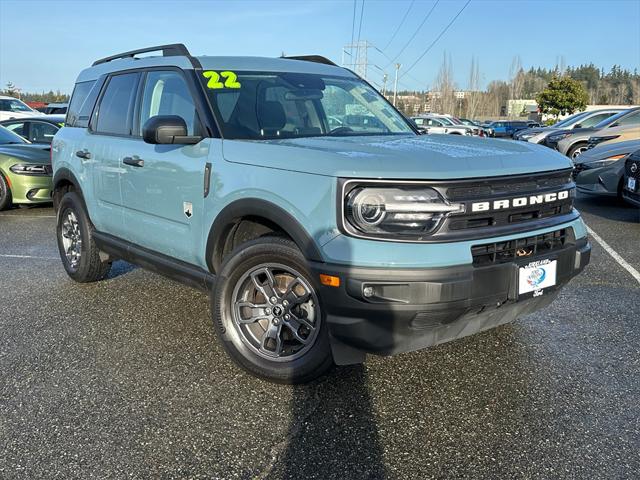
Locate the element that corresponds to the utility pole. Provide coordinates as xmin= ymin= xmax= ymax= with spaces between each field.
xmin=393 ymin=63 xmax=401 ymax=107
xmin=382 ymin=73 xmax=388 ymax=97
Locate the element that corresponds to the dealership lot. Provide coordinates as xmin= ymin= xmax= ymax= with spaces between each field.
xmin=0 ymin=196 xmax=638 ymax=479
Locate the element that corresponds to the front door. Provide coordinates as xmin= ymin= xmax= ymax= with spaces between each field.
xmin=119 ymin=69 xmax=210 ymax=265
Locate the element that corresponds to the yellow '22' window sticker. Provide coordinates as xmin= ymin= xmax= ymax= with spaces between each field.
xmin=203 ymin=71 xmax=241 ymax=89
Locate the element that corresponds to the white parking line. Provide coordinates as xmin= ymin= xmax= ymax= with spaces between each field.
xmin=0 ymin=215 xmax=55 ymax=218
xmin=586 ymin=225 xmax=640 ymax=285
xmin=0 ymin=253 xmax=58 ymax=260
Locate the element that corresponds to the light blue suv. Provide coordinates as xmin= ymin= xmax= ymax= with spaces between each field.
xmin=52 ymin=44 xmax=591 ymax=383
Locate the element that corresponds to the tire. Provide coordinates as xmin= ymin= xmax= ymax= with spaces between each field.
xmin=56 ymin=191 xmax=111 ymax=282
xmin=211 ymin=236 xmax=333 ymax=384
xmin=568 ymin=142 xmax=588 ymax=160
xmin=0 ymin=173 xmax=11 ymax=211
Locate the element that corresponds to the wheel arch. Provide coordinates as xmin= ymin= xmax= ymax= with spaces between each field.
xmin=206 ymin=198 xmax=324 ymax=273
xmin=52 ymin=167 xmax=83 ymax=211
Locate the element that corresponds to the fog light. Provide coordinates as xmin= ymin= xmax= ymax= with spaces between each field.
xmin=363 ymin=286 xmax=375 ymax=298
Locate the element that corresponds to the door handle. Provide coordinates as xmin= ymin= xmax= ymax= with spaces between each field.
xmin=123 ymin=155 xmax=144 ymax=168
xmin=75 ymin=150 xmax=91 ymax=160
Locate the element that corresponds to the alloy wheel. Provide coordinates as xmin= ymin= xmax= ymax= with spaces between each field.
xmin=231 ymin=263 xmax=320 ymax=362
xmin=61 ymin=210 xmax=82 ymax=269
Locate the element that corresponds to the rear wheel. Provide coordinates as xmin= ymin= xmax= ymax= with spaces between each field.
xmin=0 ymin=174 xmax=11 ymax=211
xmin=56 ymin=191 xmax=111 ymax=282
xmin=212 ymin=237 xmax=333 ymax=383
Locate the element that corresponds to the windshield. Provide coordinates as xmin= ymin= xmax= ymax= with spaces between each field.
xmin=552 ymin=111 xmax=590 ymax=128
xmin=201 ymin=72 xmax=414 ymax=140
xmin=0 ymin=126 xmax=28 ymax=144
xmin=0 ymin=98 xmax=34 ymax=113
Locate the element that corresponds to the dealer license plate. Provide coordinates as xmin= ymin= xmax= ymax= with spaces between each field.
xmin=518 ymin=259 xmax=557 ymax=297
xmin=628 ymin=177 xmax=637 ymax=192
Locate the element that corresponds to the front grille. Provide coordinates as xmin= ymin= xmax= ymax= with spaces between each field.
xmin=446 ymin=171 xmax=569 ymax=200
xmin=440 ymin=169 xmax=575 ymax=234
xmin=471 ymin=229 xmax=571 ymax=266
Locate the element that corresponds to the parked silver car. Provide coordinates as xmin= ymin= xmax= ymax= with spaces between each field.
xmin=574 ymin=139 xmax=640 ymax=199
xmin=548 ymin=107 xmax=640 ymax=158
xmin=514 ymin=108 xmax=624 ymax=144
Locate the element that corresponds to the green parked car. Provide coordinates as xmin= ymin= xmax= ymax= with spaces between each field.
xmin=0 ymin=126 xmax=52 ymax=210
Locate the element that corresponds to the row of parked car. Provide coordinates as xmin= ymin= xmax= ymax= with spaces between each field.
xmin=410 ymin=114 xmax=543 ymax=139
xmin=513 ymin=106 xmax=640 ymax=204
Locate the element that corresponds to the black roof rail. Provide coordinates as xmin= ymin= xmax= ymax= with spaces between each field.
xmin=92 ymin=43 xmax=202 ymax=69
xmin=282 ymin=55 xmax=337 ymax=67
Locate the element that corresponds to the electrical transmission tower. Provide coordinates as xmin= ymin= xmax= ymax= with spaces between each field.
xmin=342 ymin=40 xmax=373 ymax=80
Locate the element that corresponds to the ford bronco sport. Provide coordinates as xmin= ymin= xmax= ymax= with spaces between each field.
xmin=52 ymin=44 xmax=591 ymax=383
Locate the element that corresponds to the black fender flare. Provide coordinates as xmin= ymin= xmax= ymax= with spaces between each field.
xmin=206 ymin=198 xmax=324 ymax=273
xmin=52 ymin=167 xmax=84 ymax=211
xmin=53 ymin=167 xmax=82 ymax=191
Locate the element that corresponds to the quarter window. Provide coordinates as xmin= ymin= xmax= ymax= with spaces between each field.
xmin=4 ymin=122 xmax=26 ymax=137
xmin=139 ymin=71 xmax=199 ymax=135
xmin=66 ymin=80 xmax=97 ymax=128
xmin=94 ymin=73 xmax=139 ymax=136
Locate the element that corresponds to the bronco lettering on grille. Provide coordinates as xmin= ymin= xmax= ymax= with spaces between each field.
xmin=471 ymin=190 xmax=570 ymax=213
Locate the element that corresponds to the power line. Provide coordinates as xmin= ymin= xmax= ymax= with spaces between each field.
xmin=382 ymin=0 xmax=415 ymax=50
xmin=385 ymin=0 xmax=440 ymax=68
xmin=401 ymin=0 xmax=472 ymax=79
xmin=356 ymin=0 xmax=365 ymax=48
xmin=350 ymin=0 xmax=357 ymax=48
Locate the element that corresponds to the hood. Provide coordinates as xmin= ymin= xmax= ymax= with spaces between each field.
xmin=222 ymin=134 xmax=572 ymax=179
xmin=574 ymin=139 xmax=640 ymax=164
xmin=0 ymin=144 xmax=51 ymax=164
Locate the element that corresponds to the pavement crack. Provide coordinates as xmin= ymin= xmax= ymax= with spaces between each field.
xmin=254 ymin=378 xmax=328 ymax=480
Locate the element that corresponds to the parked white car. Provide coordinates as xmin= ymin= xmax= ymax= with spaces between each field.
xmin=412 ymin=115 xmax=473 ymax=135
xmin=0 ymin=96 xmax=43 ymax=121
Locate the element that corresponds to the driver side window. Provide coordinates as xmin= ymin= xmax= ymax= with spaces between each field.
xmin=139 ymin=71 xmax=199 ymax=136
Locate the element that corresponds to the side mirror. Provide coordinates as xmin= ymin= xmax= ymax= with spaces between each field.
xmin=142 ymin=115 xmax=201 ymax=145
xmin=609 ymin=122 xmax=619 ymax=128
xmin=574 ymin=123 xmax=581 ymax=128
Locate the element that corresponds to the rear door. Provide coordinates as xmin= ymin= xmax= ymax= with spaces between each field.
xmin=86 ymin=72 xmax=141 ymax=238
xmin=119 ymin=69 xmax=210 ymax=265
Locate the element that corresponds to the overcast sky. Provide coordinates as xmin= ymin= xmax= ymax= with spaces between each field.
xmin=1 ymin=0 xmax=639 ymax=93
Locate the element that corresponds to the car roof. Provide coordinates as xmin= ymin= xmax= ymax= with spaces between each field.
xmin=76 ymin=54 xmax=355 ymax=83
xmin=0 ymin=114 xmax=65 ymax=124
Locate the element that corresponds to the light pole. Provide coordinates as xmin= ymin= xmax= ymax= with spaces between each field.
xmin=393 ymin=63 xmax=401 ymax=107
xmin=382 ymin=73 xmax=388 ymax=96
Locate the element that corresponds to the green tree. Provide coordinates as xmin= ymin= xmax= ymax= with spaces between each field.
xmin=535 ymin=76 xmax=589 ymax=120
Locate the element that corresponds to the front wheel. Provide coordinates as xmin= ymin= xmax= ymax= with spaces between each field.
xmin=211 ymin=237 xmax=333 ymax=383
xmin=56 ymin=191 xmax=111 ymax=282
xmin=0 ymin=173 xmax=11 ymax=211
xmin=568 ymin=142 xmax=588 ymax=159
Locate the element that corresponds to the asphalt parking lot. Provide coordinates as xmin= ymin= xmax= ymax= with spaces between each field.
xmin=1 ymin=196 xmax=639 ymax=480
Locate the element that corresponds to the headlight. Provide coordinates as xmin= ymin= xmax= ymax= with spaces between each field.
xmin=548 ymin=132 xmax=573 ymax=142
xmin=585 ymin=155 xmax=628 ymax=169
xmin=9 ymin=164 xmax=49 ymax=175
xmin=343 ymin=185 xmax=465 ymax=239
xmin=589 ymin=135 xmax=620 ymax=146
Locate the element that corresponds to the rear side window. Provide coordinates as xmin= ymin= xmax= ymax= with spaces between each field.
xmin=29 ymin=122 xmax=59 ymax=144
xmin=66 ymin=80 xmax=96 ymax=127
xmin=93 ymin=73 xmax=140 ymax=136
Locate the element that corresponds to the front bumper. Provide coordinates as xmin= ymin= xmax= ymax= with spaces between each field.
xmin=311 ymin=237 xmax=590 ymax=364
xmin=622 ymin=188 xmax=640 ymax=207
xmin=6 ymin=172 xmax=52 ymax=204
